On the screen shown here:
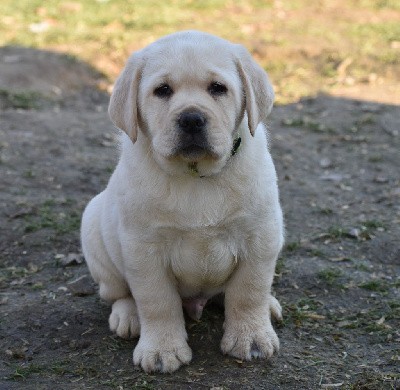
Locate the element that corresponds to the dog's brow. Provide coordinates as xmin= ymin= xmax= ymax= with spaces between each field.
xmin=152 ymin=73 xmax=170 ymax=83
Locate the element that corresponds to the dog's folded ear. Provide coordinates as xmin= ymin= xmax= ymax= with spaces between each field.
xmin=108 ymin=51 xmax=144 ymax=143
xmin=235 ymin=46 xmax=274 ymax=136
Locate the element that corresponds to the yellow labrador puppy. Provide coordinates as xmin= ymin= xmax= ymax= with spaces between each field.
xmin=81 ymin=30 xmax=283 ymax=373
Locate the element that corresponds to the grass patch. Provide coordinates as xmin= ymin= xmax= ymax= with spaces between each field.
xmin=323 ymin=224 xmax=378 ymax=240
xmin=318 ymin=208 xmax=334 ymax=215
xmin=359 ymin=280 xmax=389 ymax=292
xmin=23 ymin=199 xmax=81 ymax=235
xmin=284 ymin=298 xmax=323 ymax=327
xmin=8 ymin=363 xmax=44 ymax=381
xmin=335 ymin=302 xmax=399 ymax=338
xmin=347 ymin=371 xmax=400 ymax=390
xmin=0 ymin=264 xmax=40 ymax=286
xmin=327 ymin=226 xmax=346 ymax=239
xmin=1 ymin=1 xmax=399 ymax=103
xmin=317 ymin=267 xmax=342 ymax=285
xmin=132 ymin=379 xmax=156 ymax=389
xmin=285 ymin=241 xmax=301 ymax=252
xmin=281 ymin=116 xmax=334 ymax=133
xmin=7 ymin=360 xmax=99 ymax=382
xmin=362 ymin=220 xmax=385 ymax=230
xmin=388 ymin=300 xmax=400 ymax=309
xmin=104 ymin=335 xmax=131 ymax=352
xmin=353 ymin=262 xmax=371 ymax=272
xmin=0 ymin=89 xmax=41 ymax=109
xmin=308 ymin=248 xmax=326 ymax=258
xmin=368 ymin=155 xmax=383 ymax=163
xmin=275 ymin=257 xmax=285 ymax=275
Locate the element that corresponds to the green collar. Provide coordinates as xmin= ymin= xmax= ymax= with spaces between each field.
xmin=187 ymin=135 xmax=242 ymax=177
xmin=231 ymin=136 xmax=242 ymax=156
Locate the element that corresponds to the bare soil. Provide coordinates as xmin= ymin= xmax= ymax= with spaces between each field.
xmin=1 ymin=47 xmax=399 ymax=390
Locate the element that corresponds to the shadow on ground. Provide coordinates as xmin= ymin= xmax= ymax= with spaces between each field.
xmin=0 ymin=47 xmax=399 ymax=390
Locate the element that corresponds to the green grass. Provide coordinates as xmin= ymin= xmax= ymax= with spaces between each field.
xmin=0 ymin=0 xmax=399 ymax=103
xmin=359 ymin=280 xmax=389 ymax=292
xmin=308 ymin=248 xmax=326 ymax=258
xmin=285 ymin=241 xmax=300 ymax=252
xmin=0 ymin=89 xmax=41 ymax=109
xmin=133 ymin=379 xmax=156 ymax=390
xmin=334 ymin=302 xmax=399 ymax=340
xmin=368 ymin=154 xmax=383 ymax=163
xmin=317 ymin=267 xmax=342 ymax=286
xmin=23 ymin=199 xmax=81 ymax=235
xmin=362 ymin=220 xmax=385 ymax=229
xmin=0 ymin=264 xmax=40 ymax=286
xmin=327 ymin=226 xmax=346 ymax=239
xmin=7 ymin=359 xmax=98 ymax=381
xmin=284 ymin=117 xmax=322 ymax=129
xmin=284 ymin=297 xmax=323 ymax=327
xmin=346 ymin=371 xmax=400 ymax=390
xmin=318 ymin=208 xmax=334 ymax=215
xmin=8 ymin=363 xmax=44 ymax=381
xmin=282 ymin=116 xmax=334 ymax=132
xmin=322 ymin=221 xmax=386 ymax=242
xmin=353 ymin=262 xmax=371 ymax=272
xmin=275 ymin=257 xmax=285 ymax=275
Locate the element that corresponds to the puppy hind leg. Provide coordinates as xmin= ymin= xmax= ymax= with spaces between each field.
xmin=96 ymin=267 xmax=140 ymax=339
xmin=109 ymin=297 xmax=140 ymax=339
xmin=82 ymin=195 xmax=130 ymax=302
xmin=82 ymin=194 xmax=140 ymax=338
xmin=97 ymin=271 xmax=130 ymax=302
xmin=98 ymin=272 xmax=141 ymax=339
xmin=84 ymin=243 xmax=140 ymax=338
xmin=83 ymin=241 xmax=131 ymax=302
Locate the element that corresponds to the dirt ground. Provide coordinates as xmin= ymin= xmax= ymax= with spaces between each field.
xmin=0 ymin=47 xmax=399 ymax=390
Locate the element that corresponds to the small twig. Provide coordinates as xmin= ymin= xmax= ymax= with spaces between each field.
xmin=321 ymin=383 xmax=344 ymax=388
xmin=80 ymin=327 xmax=93 ymax=336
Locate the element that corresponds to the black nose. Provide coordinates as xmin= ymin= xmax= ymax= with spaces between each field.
xmin=178 ymin=111 xmax=207 ymax=134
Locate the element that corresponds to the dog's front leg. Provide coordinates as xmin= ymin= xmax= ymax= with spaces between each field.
xmin=221 ymin=241 xmax=283 ymax=361
xmin=125 ymin=252 xmax=192 ymax=373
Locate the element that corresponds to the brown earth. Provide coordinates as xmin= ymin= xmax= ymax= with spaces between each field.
xmin=0 ymin=47 xmax=399 ymax=390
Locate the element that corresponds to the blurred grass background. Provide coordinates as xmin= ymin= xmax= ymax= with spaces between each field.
xmin=0 ymin=0 xmax=399 ymax=103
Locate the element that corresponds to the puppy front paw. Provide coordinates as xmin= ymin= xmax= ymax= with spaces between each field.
xmin=109 ymin=297 xmax=140 ymax=339
xmin=221 ymin=319 xmax=279 ymax=360
xmin=221 ymin=298 xmax=281 ymax=360
xmin=133 ymin=334 xmax=192 ymax=373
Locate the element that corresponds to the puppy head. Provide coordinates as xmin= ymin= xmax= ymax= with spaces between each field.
xmin=109 ymin=31 xmax=274 ymax=176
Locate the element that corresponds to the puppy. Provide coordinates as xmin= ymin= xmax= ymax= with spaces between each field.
xmin=81 ymin=30 xmax=284 ymax=373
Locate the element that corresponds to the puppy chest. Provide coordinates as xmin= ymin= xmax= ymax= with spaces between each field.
xmin=165 ymin=230 xmax=238 ymax=289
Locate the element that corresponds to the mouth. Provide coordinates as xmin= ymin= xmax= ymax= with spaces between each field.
xmin=178 ymin=144 xmax=209 ymax=160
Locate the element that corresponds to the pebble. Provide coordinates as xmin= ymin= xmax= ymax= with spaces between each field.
xmin=320 ymin=158 xmax=333 ymax=168
xmin=60 ymin=253 xmax=84 ymax=267
xmin=67 ymin=275 xmax=96 ymax=296
xmin=320 ymin=173 xmax=351 ymax=182
xmin=347 ymin=228 xmax=360 ymax=239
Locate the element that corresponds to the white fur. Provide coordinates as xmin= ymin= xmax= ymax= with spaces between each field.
xmin=81 ymin=31 xmax=284 ymax=373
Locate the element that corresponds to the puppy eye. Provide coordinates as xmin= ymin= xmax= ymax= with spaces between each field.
xmin=208 ymin=82 xmax=228 ymax=96
xmin=154 ymin=84 xmax=173 ymax=98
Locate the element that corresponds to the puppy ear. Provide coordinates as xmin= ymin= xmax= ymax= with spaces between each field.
xmin=108 ymin=52 xmax=144 ymax=143
xmin=235 ymin=46 xmax=274 ymax=136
